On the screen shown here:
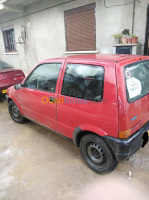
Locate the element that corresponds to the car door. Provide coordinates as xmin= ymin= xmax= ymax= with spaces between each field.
xmin=19 ymin=60 xmax=64 ymax=131
xmin=57 ymin=59 xmax=118 ymax=139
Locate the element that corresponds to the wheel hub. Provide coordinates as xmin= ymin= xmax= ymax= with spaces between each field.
xmin=87 ymin=143 xmax=106 ymax=164
xmin=12 ymin=106 xmax=20 ymax=118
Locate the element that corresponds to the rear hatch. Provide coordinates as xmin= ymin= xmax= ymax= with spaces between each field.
xmin=0 ymin=68 xmax=25 ymax=89
xmin=118 ymin=59 xmax=149 ymax=138
xmin=0 ymin=68 xmax=23 ymax=79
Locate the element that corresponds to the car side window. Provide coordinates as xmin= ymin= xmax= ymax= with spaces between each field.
xmin=24 ymin=63 xmax=61 ymax=93
xmin=61 ymin=64 xmax=104 ymax=102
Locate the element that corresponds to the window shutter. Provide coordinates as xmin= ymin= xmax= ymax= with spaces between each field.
xmin=65 ymin=3 xmax=96 ymax=51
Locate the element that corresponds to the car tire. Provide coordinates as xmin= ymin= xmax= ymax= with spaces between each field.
xmin=8 ymin=101 xmax=25 ymax=124
xmin=80 ymin=134 xmax=118 ymax=174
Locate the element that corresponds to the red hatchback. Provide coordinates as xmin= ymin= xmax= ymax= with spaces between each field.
xmin=6 ymin=54 xmax=149 ymax=174
xmin=0 ymin=60 xmax=25 ymax=95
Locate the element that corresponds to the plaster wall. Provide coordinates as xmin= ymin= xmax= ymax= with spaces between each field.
xmin=0 ymin=0 xmax=148 ymax=73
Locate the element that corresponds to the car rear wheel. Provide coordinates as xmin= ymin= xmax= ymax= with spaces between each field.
xmin=80 ymin=134 xmax=118 ymax=174
xmin=8 ymin=101 xmax=25 ymax=124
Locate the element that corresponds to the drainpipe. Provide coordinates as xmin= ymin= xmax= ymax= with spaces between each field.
xmin=132 ymin=0 xmax=136 ymax=34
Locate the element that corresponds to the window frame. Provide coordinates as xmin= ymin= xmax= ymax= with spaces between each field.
xmin=23 ymin=62 xmax=62 ymax=93
xmin=61 ymin=63 xmax=105 ymax=102
xmin=2 ymin=27 xmax=17 ymax=53
xmin=124 ymin=59 xmax=149 ymax=103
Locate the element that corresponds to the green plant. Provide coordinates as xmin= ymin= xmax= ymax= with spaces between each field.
xmin=112 ymin=33 xmax=122 ymax=39
xmin=131 ymin=34 xmax=138 ymax=38
xmin=122 ymin=29 xmax=130 ymax=36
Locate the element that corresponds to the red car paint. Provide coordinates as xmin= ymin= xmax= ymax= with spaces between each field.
xmin=0 ymin=61 xmax=25 ymax=94
xmin=6 ymin=54 xmax=149 ymax=173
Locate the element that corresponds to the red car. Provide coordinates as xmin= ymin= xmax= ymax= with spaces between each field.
xmin=6 ymin=54 xmax=149 ymax=174
xmin=0 ymin=60 xmax=25 ymax=95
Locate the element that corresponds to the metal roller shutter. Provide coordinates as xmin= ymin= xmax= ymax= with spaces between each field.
xmin=64 ymin=3 xmax=96 ymax=51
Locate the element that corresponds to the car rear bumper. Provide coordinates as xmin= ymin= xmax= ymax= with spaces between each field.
xmin=0 ymin=85 xmax=13 ymax=93
xmin=104 ymin=121 xmax=149 ymax=162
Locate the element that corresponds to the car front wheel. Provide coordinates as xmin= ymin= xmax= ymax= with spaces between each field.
xmin=80 ymin=134 xmax=118 ymax=174
xmin=8 ymin=101 xmax=25 ymax=124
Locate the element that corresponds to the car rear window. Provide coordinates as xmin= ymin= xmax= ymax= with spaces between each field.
xmin=125 ymin=60 xmax=149 ymax=102
xmin=0 ymin=60 xmax=13 ymax=69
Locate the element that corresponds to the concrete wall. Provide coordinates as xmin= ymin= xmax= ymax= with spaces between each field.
xmin=0 ymin=0 xmax=148 ymax=73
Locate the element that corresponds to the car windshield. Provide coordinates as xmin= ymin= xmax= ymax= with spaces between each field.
xmin=0 ymin=60 xmax=13 ymax=70
xmin=125 ymin=60 xmax=149 ymax=102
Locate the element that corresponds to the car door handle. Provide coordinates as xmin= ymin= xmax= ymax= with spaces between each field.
xmin=49 ymin=96 xmax=56 ymax=103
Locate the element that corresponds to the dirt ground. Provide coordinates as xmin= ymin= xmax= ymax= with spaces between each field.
xmin=0 ymin=96 xmax=149 ymax=200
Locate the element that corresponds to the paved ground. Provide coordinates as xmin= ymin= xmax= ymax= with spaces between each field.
xmin=0 ymin=96 xmax=149 ymax=200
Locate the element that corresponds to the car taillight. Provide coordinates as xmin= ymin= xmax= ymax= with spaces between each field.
xmin=118 ymin=129 xmax=131 ymax=139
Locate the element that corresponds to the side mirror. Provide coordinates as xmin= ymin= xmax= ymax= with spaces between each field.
xmin=14 ymin=83 xmax=21 ymax=90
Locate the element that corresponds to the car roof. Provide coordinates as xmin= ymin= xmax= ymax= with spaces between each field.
xmin=67 ymin=54 xmax=148 ymax=62
xmin=44 ymin=54 xmax=149 ymax=63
